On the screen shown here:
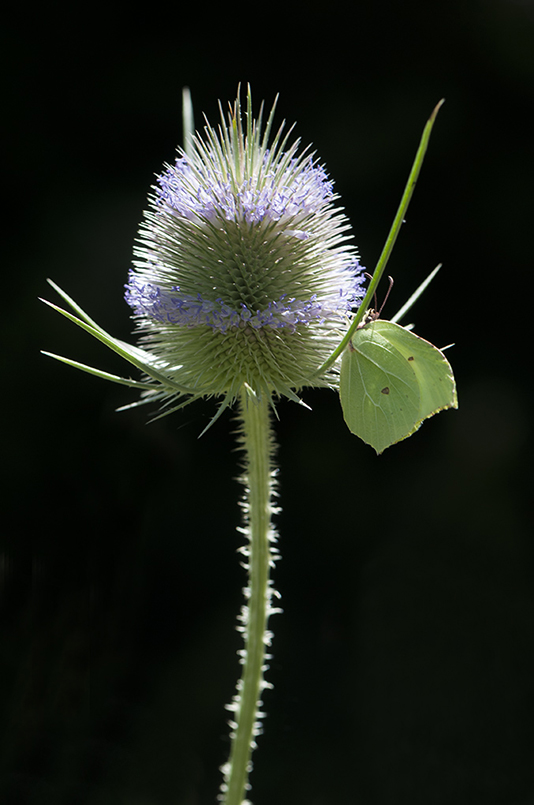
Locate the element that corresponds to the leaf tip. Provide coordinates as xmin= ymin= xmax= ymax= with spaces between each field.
xmin=430 ymin=98 xmax=446 ymax=122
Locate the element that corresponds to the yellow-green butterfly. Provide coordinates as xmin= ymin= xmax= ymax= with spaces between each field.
xmin=339 ymin=318 xmax=457 ymax=454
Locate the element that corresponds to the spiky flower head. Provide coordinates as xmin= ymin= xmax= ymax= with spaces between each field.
xmin=125 ymin=88 xmax=365 ymax=414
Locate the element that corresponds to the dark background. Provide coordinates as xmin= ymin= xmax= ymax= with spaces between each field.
xmin=2 ymin=1 xmax=533 ymax=803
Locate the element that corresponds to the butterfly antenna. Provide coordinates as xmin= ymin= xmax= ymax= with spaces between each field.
xmin=377 ymin=276 xmax=394 ymax=318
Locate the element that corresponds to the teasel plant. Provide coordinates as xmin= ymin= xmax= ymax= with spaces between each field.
xmin=41 ymin=86 xmax=456 ymax=805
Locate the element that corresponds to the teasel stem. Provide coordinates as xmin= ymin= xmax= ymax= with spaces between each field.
xmin=220 ymin=387 xmax=280 ymax=805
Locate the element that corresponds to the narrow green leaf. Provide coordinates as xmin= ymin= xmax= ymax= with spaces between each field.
xmin=41 ymin=351 xmax=158 ymax=390
xmin=46 ymin=279 xmax=109 ymax=334
xmin=390 ymin=264 xmax=442 ymax=323
xmin=40 ymin=295 xmax=193 ymax=394
xmin=314 ymin=99 xmax=445 ymax=379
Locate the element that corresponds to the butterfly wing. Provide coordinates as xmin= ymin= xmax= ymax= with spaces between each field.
xmin=340 ymin=320 xmax=457 ymax=453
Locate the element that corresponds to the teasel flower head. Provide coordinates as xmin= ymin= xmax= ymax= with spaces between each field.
xmin=124 ymin=87 xmax=365 ymax=419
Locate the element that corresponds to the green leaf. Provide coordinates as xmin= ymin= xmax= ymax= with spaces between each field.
xmin=390 ymin=264 xmax=442 ymax=324
xmin=339 ymin=320 xmax=457 ymax=454
xmin=40 ymin=351 xmax=159 ymax=390
xmin=314 ymin=99 xmax=445 ymax=379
